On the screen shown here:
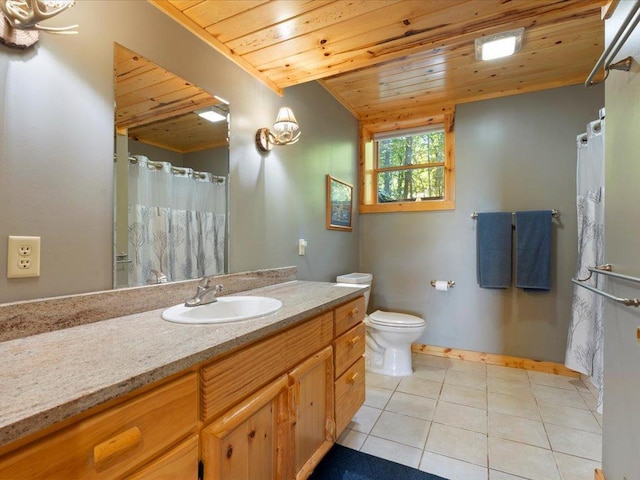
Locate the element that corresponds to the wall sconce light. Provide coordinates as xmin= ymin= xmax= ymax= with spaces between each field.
xmin=256 ymin=107 xmax=301 ymax=152
xmin=475 ymin=27 xmax=524 ymax=61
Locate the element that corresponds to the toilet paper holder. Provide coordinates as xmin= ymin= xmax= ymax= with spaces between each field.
xmin=430 ymin=280 xmax=455 ymax=288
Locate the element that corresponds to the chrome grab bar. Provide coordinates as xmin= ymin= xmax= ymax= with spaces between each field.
xmin=572 ymin=264 xmax=640 ymax=307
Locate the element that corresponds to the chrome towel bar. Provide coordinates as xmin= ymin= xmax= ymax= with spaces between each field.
xmin=572 ymin=264 xmax=640 ymax=307
xmin=471 ymin=209 xmax=559 ymax=219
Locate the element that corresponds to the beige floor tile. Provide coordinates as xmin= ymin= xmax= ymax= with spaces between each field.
xmin=528 ymin=371 xmax=586 ymax=391
xmin=434 ymin=400 xmax=488 ymax=434
xmin=487 ymin=376 xmax=535 ymax=398
xmin=580 ymin=390 xmax=599 ymax=411
xmin=385 ymin=391 xmax=437 ymax=420
xmin=449 ymin=358 xmax=488 ymax=376
xmin=577 ymin=374 xmax=597 ymax=394
xmin=554 ymin=452 xmax=602 ymax=480
xmin=369 ymin=410 xmax=430 ymax=448
xmin=538 ymin=402 xmax=601 ymax=434
xmin=487 ymin=365 xmax=530 ymax=383
xmin=488 ymin=411 xmax=549 ymax=449
xmin=360 ymin=435 xmax=423 ymax=468
xmin=413 ymin=362 xmax=447 ymax=383
xmin=420 ymin=451 xmax=488 ymax=480
xmin=489 ymin=470 xmax=528 ymax=479
xmin=397 ymin=375 xmax=443 ymax=399
xmin=336 ymin=428 xmax=367 ymax=450
xmin=349 ymin=405 xmax=382 ymax=434
xmin=488 ymin=437 xmax=560 ymax=480
xmin=414 ymin=353 xmax=450 ymax=369
xmin=594 ymin=410 xmax=603 ymax=427
xmin=532 ymin=384 xmax=589 ymax=410
xmin=425 ymin=423 xmax=488 ymax=467
xmin=440 ymin=383 xmax=487 ymax=410
xmin=445 ymin=369 xmax=487 ymax=391
xmin=488 ymin=391 xmax=541 ymax=421
xmin=366 ymin=371 xmax=402 ymax=390
xmin=545 ymin=423 xmax=602 ymax=461
xmin=364 ymin=385 xmax=393 ymax=409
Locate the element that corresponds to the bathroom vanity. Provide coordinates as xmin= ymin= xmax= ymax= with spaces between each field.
xmin=0 ymin=280 xmax=365 ymax=479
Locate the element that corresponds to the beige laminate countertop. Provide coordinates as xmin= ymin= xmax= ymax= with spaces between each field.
xmin=0 ymin=280 xmax=365 ymax=448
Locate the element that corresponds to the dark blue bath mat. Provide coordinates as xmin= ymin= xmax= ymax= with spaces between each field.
xmin=308 ymin=444 xmax=448 ymax=480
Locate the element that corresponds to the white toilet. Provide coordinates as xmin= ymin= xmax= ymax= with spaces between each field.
xmin=336 ymin=273 xmax=426 ymax=377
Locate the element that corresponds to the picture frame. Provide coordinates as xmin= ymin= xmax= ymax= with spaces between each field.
xmin=326 ymin=175 xmax=353 ymax=231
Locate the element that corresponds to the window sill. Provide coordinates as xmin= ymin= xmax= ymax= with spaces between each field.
xmin=359 ymin=200 xmax=455 ymax=214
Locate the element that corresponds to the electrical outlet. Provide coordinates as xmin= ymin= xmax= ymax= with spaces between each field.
xmin=18 ymin=259 xmax=32 ymax=269
xmin=7 ymin=236 xmax=40 ymax=278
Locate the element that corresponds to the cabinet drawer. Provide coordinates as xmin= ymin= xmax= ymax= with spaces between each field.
xmin=334 ymin=357 xmax=365 ymax=437
xmin=333 ymin=323 xmax=365 ymax=379
xmin=334 ymin=297 xmax=365 ymax=337
xmin=126 ymin=435 xmax=198 ymax=480
xmin=201 ymin=312 xmax=333 ymax=422
xmin=0 ymin=374 xmax=198 ymax=479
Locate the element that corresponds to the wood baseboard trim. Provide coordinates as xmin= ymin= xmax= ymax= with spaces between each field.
xmin=594 ymin=468 xmax=605 ymax=480
xmin=412 ymin=344 xmax=580 ymax=378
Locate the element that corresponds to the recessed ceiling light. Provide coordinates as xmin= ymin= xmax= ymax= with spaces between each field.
xmin=475 ymin=27 xmax=524 ymax=61
xmin=195 ymin=107 xmax=227 ymax=123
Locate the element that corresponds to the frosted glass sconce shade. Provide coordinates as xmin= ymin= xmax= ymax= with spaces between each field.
xmin=256 ymin=107 xmax=301 ymax=152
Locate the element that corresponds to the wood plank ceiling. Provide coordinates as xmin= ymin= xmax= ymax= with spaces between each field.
xmin=114 ymin=43 xmax=229 ymax=153
xmin=150 ymin=0 xmax=607 ymax=132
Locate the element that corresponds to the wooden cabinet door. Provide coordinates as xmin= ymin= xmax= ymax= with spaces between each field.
xmin=201 ymin=375 xmax=289 ymax=480
xmin=289 ymin=346 xmax=334 ymax=480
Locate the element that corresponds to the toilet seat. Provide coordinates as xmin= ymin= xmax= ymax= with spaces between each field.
xmin=368 ymin=310 xmax=425 ymax=328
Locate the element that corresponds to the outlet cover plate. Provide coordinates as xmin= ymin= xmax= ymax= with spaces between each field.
xmin=7 ymin=236 xmax=40 ymax=278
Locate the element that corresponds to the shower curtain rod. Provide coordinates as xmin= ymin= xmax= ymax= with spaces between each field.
xmin=470 ymin=209 xmax=559 ymax=219
xmin=128 ymin=156 xmax=225 ymax=183
xmin=585 ymin=0 xmax=640 ymax=87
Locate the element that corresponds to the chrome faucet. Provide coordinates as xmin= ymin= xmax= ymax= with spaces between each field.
xmin=148 ymin=269 xmax=168 ymax=284
xmin=184 ymin=276 xmax=224 ymax=307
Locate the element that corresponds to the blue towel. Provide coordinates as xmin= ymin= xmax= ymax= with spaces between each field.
xmin=476 ymin=212 xmax=512 ymax=288
xmin=515 ymin=210 xmax=552 ymax=290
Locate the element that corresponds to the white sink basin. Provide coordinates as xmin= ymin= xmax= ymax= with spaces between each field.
xmin=162 ymin=296 xmax=283 ymax=324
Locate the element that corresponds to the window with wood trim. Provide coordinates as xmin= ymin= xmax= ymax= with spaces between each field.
xmin=360 ymin=113 xmax=455 ymax=213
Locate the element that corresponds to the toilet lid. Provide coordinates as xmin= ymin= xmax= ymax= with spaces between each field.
xmin=368 ymin=310 xmax=425 ymax=327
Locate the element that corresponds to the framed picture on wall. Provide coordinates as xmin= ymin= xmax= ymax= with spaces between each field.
xmin=326 ymin=175 xmax=353 ymax=231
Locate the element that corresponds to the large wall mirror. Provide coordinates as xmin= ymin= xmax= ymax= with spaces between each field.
xmin=113 ymin=44 xmax=229 ymax=289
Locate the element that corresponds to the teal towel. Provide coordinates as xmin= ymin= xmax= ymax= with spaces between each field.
xmin=515 ymin=210 xmax=552 ymax=290
xmin=477 ymin=212 xmax=512 ymax=288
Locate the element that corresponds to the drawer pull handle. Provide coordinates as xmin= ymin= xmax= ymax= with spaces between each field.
xmin=94 ymin=426 xmax=142 ymax=469
xmin=347 ymin=372 xmax=359 ymax=384
xmin=349 ymin=307 xmax=359 ymax=317
xmin=348 ymin=335 xmax=361 ymax=347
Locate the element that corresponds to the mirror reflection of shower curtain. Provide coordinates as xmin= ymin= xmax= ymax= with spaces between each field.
xmin=127 ymin=155 xmax=226 ymax=287
xmin=565 ymin=119 xmax=605 ymax=413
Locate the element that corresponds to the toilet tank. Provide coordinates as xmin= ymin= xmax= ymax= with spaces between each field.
xmin=336 ymin=273 xmax=372 ymax=311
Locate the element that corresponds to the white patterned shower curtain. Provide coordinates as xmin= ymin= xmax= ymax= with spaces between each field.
xmin=127 ymin=155 xmax=226 ymax=287
xmin=565 ymin=118 xmax=605 ymax=412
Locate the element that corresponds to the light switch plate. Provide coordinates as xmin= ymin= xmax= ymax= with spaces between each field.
xmin=7 ymin=236 xmax=40 ymax=278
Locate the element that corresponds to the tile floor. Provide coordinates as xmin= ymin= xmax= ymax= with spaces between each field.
xmin=337 ymin=353 xmax=602 ymax=480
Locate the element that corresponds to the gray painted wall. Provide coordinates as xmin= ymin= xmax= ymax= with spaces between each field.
xmin=602 ymin=2 xmax=640 ymax=478
xmin=0 ymin=1 xmax=359 ymax=304
xmin=360 ymin=85 xmax=603 ymax=363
